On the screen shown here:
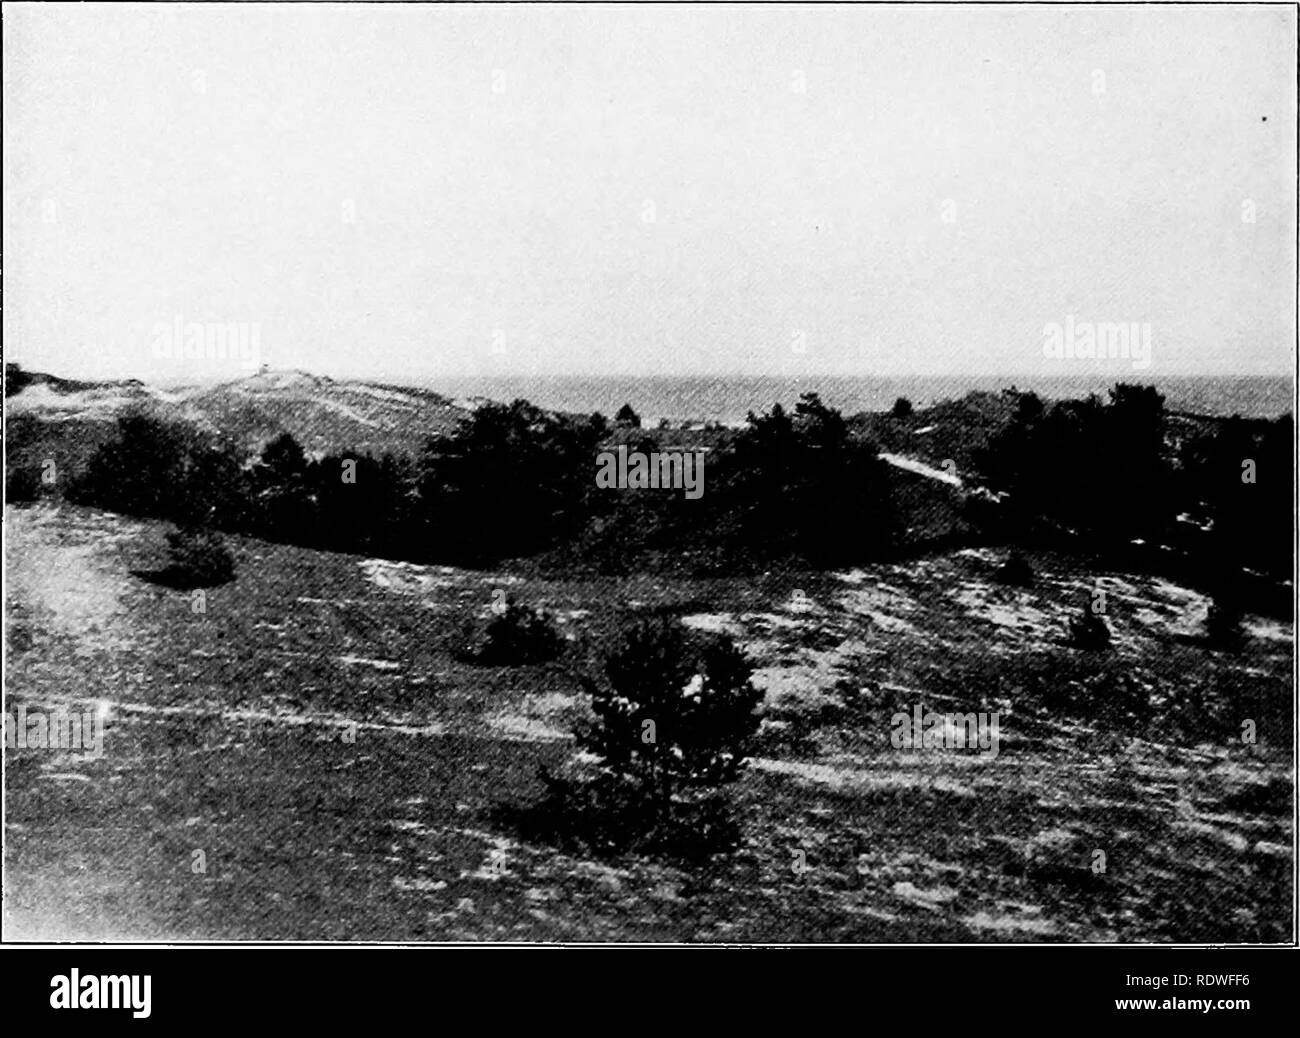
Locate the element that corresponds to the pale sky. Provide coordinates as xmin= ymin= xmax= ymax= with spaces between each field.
xmin=3 ymin=2 xmax=1295 ymax=380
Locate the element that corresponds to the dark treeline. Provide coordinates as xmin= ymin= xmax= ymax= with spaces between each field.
xmin=1177 ymin=409 xmax=1293 ymax=590
xmin=13 ymin=382 xmax=1291 ymax=586
xmin=51 ymin=393 xmax=895 ymax=572
xmin=976 ymin=384 xmax=1172 ymax=542
xmin=973 ymin=383 xmax=1293 ymax=584
xmin=62 ymin=402 xmax=604 ymax=565
xmin=547 ymin=392 xmax=899 ymax=573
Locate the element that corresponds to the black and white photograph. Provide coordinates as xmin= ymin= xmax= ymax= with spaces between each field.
xmin=1 ymin=0 xmax=1295 ymax=972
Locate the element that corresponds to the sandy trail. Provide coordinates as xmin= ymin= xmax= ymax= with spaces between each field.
xmin=879 ymin=452 xmax=963 ymax=487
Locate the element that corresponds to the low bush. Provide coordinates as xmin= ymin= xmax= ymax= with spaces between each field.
xmin=475 ymin=599 xmax=564 ymax=665
xmin=994 ymin=550 xmax=1034 ymax=587
xmin=1068 ymin=606 xmax=1111 ymax=650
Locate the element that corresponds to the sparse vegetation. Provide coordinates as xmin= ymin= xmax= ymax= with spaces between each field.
xmin=6 ymin=495 xmax=1291 ymax=941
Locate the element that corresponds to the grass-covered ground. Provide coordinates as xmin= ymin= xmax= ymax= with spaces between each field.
xmin=4 ymin=502 xmax=1292 ymax=941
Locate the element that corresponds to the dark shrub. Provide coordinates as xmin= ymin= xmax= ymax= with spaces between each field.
xmin=6 ymin=465 xmax=43 ymax=503
xmin=700 ymin=393 xmax=897 ymax=568
xmin=995 ymin=550 xmax=1034 ymax=587
xmin=539 ymin=616 xmax=762 ymax=858
xmin=973 ymin=384 xmax=1172 ymax=545
xmin=1068 ymin=605 xmax=1111 ymax=650
xmin=419 ymin=400 xmax=606 ymax=565
xmin=5 ymin=363 xmax=35 ymax=397
xmin=248 ymin=432 xmax=315 ymax=541
xmin=475 ymin=599 xmax=564 ymax=665
xmin=71 ymin=413 xmax=247 ymax=528
xmin=1206 ymin=598 xmax=1245 ymax=649
xmin=891 ymin=396 xmax=914 ymax=419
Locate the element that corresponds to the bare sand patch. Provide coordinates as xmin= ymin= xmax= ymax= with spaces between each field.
xmin=6 ymin=506 xmax=137 ymax=651
xmin=948 ymin=581 xmax=1063 ymax=644
xmin=752 ymin=757 xmax=978 ymax=798
xmin=484 ymin=691 xmax=577 ymax=743
xmin=681 ymin=612 xmax=745 ymax=636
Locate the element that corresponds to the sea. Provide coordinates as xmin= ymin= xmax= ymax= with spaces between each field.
xmin=410 ymin=374 xmax=1294 ymax=426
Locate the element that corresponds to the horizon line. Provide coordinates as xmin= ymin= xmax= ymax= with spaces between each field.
xmin=7 ymin=364 xmax=1296 ymax=386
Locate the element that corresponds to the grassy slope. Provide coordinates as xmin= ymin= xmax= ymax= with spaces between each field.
xmin=4 ymin=503 xmax=1292 ymax=941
